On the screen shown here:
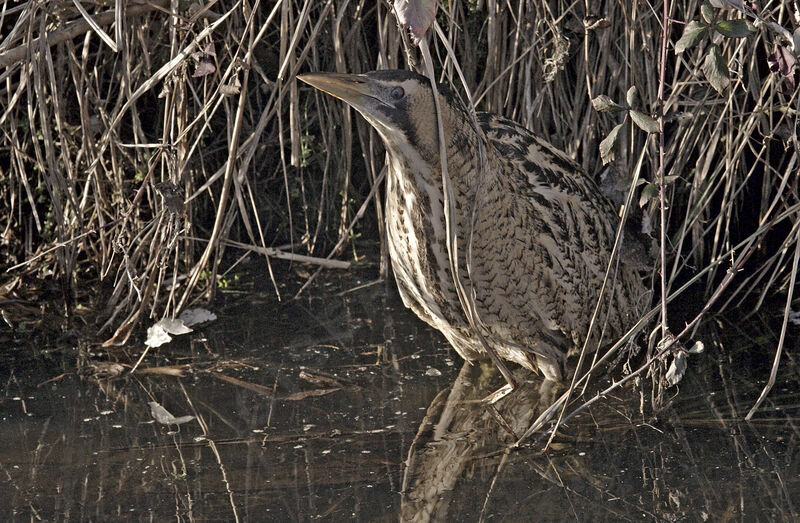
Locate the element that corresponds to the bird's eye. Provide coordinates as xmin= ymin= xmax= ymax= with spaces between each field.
xmin=390 ymin=86 xmax=405 ymax=100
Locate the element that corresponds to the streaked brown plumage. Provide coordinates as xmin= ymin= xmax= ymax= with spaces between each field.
xmin=299 ymin=70 xmax=647 ymax=386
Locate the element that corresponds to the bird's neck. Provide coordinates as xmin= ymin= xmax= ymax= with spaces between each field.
xmin=382 ymin=105 xmax=485 ymax=267
xmin=384 ymin=105 xmax=480 ymax=199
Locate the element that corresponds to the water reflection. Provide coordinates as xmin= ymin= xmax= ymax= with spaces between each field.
xmin=1 ymin=268 xmax=797 ymax=520
xmin=402 ymin=353 xmax=800 ymax=521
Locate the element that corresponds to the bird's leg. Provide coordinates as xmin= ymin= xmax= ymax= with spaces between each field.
xmin=483 ymin=382 xmax=515 ymax=404
xmin=481 ymin=363 xmax=527 ymax=438
xmin=485 ymin=402 xmax=518 ymax=438
xmin=480 ymin=347 xmax=517 ymax=404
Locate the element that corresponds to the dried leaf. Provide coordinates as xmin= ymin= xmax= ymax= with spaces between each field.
xmin=145 ymin=324 xmax=172 ymax=348
xmin=84 ymin=362 xmax=125 ymax=379
xmin=665 ymin=352 xmax=687 ymax=386
xmin=394 ymin=0 xmax=437 ymax=45
xmin=795 ymin=27 xmax=800 ymax=56
xmin=193 ymin=59 xmax=216 ymax=77
xmin=148 ymin=402 xmax=195 ymax=425
xmin=767 ymin=44 xmax=797 ymax=89
xmin=155 ymin=181 xmax=184 ymax=214
xmin=135 ymin=365 xmax=190 ymax=377
xmin=299 ymin=370 xmax=344 ymax=387
xmin=702 ymin=44 xmax=730 ymax=94
xmin=599 ymin=122 xmax=624 ymax=165
xmin=688 ymin=341 xmax=706 ymax=354
xmin=675 ymin=21 xmax=708 ymax=53
xmin=179 ymin=307 xmax=217 ymax=327
xmin=583 ymin=15 xmax=611 ymax=31
xmin=630 ymin=110 xmax=660 ymax=133
xmin=591 ymin=94 xmax=625 ymax=113
xmin=283 ymin=388 xmax=342 ymax=401
xmin=625 ymin=86 xmax=637 ymax=107
xmin=715 ymin=19 xmax=753 ymax=38
xmin=145 ymin=318 xmax=192 ymax=348
xmin=221 ymin=76 xmax=241 ymax=96
xmin=709 ymin=0 xmax=745 ymax=9
xmin=191 ymin=41 xmax=217 ymax=77
xmin=211 ymin=373 xmax=276 ymax=396
xmin=156 ymin=318 xmax=192 ymax=335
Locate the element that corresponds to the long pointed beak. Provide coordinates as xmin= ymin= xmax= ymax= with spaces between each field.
xmin=297 ymin=72 xmax=375 ymax=108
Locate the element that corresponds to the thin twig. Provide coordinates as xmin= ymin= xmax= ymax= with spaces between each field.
xmin=745 ymin=226 xmax=800 ymax=419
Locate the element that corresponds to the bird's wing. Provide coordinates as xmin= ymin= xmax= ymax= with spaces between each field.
xmin=467 ymin=113 xmax=622 ymax=354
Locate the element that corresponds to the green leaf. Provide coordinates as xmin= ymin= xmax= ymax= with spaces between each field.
xmin=639 ymin=182 xmax=659 ymax=207
xmin=702 ymin=44 xmax=730 ymax=94
xmin=599 ymin=122 xmax=624 ymax=165
xmin=630 ymin=111 xmax=660 ymax=133
xmin=675 ymin=21 xmax=708 ymax=53
xmin=626 ymin=86 xmax=637 ymax=107
xmin=591 ymin=94 xmax=626 ymax=113
xmin=701 ymin=2 xmax=715 ymax=24
xmin=715 ymin=19 xmax=754 ymax=38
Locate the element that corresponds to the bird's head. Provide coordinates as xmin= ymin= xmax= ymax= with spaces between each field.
xmin=298 ymin=70 xmax=467 ymax=164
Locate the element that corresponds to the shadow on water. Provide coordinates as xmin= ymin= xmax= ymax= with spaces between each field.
xmin=1 ymin=264 xmax=798 ymax=521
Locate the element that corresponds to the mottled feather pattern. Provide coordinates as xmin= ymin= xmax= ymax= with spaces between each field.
xmin=473 ymin=114 xmax=644 ymax=353
xmin=383 ymin=97 xmax=645 ymax=380
xmin=298 ymin=69 xmax=650 ymax=382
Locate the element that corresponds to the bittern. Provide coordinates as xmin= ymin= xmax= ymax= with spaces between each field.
xmin=298 ymin=70 xmax=646 ymax=395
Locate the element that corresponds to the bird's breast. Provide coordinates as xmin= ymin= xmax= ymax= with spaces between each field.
xmin=384 ymin=153 xmax=465 ymax=331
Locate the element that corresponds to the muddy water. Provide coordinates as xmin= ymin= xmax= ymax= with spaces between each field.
xmin=1 ymin=266 xmax=798 ymax=521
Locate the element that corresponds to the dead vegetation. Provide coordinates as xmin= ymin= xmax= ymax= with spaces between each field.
xmin=0 ymin=1 xmax=797 ymax=418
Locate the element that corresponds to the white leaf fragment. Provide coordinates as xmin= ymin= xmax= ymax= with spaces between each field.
xmin=665 ymin=351 xmax=688 ymax=386
xmin=145 ymin=324 xmax=173 ymax=348
xmin=179 ymin=307 xmax=217 ymax=327
xmin=148 ymin=401 xmax=195 ymax=426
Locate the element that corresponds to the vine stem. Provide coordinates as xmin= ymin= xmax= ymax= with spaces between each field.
xmin=657 ymin=0 xmax=671 ymax=339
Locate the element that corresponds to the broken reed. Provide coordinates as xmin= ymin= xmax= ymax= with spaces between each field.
xmin=0 ymin=1 xmax=797 ymax=347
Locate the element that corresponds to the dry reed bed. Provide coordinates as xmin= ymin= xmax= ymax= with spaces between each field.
xmin=0 ymin=1 xmax=797 ymax=399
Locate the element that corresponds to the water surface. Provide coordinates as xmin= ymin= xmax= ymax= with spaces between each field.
xmin=2 ymin=265 xmax=798 ymax=521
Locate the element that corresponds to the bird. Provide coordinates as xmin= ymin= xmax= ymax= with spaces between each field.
xmin=298 ymin=69 xmax=647 ymax=397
